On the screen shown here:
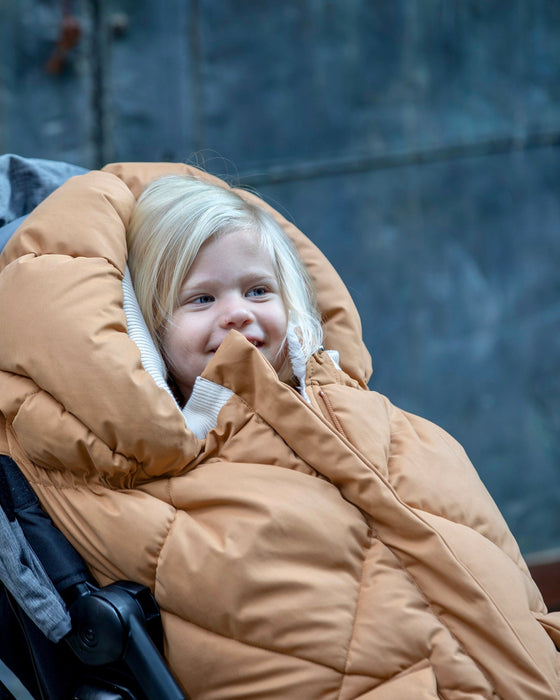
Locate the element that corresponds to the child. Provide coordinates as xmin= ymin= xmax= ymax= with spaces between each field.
xmin=126 ymin=174 xmax=323 ymax=402
xmin=0 ymin=162 xmax=558 ymax=699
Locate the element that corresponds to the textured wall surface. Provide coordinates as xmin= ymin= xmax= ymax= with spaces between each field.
xmin=1 ymin=0 xmax=559 ymax=554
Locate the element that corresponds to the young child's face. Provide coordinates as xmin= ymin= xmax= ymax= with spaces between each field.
xmin=162 ymin=228 xmax=288 ymax=400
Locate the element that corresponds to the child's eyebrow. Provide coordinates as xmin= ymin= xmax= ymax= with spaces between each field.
xmin=182 ymin=269 xmax=278 ymax=289
xmin=242 ymin=271 xmax=279 ymax=285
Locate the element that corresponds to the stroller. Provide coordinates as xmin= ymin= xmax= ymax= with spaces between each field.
xmin=0 ymin=155 xmax=185 ymax=700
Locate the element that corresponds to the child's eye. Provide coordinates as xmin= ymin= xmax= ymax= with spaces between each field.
xmin=191 ymin=294 xmax=214 ymax=304
xmin=247 ymin=286 xmax=267 ymax=298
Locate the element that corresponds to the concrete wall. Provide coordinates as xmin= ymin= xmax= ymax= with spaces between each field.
xmin=1 ymin=0 xmax=559 ymax=554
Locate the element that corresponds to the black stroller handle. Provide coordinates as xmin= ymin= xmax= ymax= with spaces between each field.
xmin=67 ymin=581 xmax=185 ymax=700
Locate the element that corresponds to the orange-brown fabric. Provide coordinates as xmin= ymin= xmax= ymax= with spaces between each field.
xmin=0 ymin=163 xmax=558 ymax=699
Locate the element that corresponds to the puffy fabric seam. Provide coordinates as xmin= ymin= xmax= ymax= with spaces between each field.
xmin=335 ymin=521 xmax=374 ymax=700
xmin=409 ymin=503 xmax=547 ymax=612
xmin=152 ymin=493 xmax=180 ymax=597
xmin=165 ymin=610 xmax=441 ymax=687
xmin=1 ymin=251 xmax=126 ymax=274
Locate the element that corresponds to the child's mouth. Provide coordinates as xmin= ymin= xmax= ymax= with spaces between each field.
xmin=210 ymin=337 xmax=264 ymax=353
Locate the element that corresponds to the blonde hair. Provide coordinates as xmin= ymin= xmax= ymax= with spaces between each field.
xmin=127 ymin=175 xmax=323 ymax=379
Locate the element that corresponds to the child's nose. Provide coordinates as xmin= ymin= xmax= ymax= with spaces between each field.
xmin=219 ymin=301 xmax=254 ymax=329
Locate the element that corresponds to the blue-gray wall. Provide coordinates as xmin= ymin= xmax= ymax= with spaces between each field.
xmin=1 ymin=0 xmax=559 ymax=555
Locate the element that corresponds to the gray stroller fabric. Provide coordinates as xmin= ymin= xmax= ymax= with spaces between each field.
xmin=0 ymin=153 xmax=87 ymax=250
xmin=0 ymin=506 xmax=71 ymax=642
